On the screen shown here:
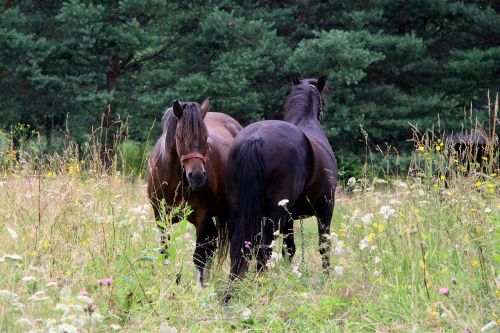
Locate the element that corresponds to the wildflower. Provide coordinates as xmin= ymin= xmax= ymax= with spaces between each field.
xmin=7 ymin=228 xmax=18 ymax=240
xmin=266 ymin=259 xmax=275 ymax=269
xmin=46 ymin=171 xmax=56 ymax=178
xmin=361 ymin=213 xmax=373 ymax=225
xmin=374 ymin=256 xmax=381 ymax=264
xmin=440 ymin=175 xmax=446 ymax=181
xmin=417 ymin=146 xmax=425 ymax=151
xmin=372 ymin=223 xmax=384 ymax=233
xmin=334 ymin=266 xmax=344 ymax=275
xmin=269 ymin=240 xmax=276 ymax=249
xmin=244 ymin=240 xmax=252 ymax=249
xmin=110 ymin=324 xmax=122 ymax=331
xmin=438 ymin=287 xmax=449 ymax=296
xmin=451 ymin=277 xmax=457 ymax=285
xmin=334 ymin=240 xmax=344 ymax=255
xmin=373 ymin=271 xmax=380 ymax=277
xmin=21 ymin=276 xmax=36 ymax=283
xmin=1 ymin=254 xmax=23 ymax=262
xmin=359 ymin=238 xmax=368 ymax=250
xmin=292 ymin=265 xmax=302 ymax=278
xmin=428 ymin=311 xmax=439 ymax=319
xmin=79 ymin=289 xmax=89 ymax=297
xmin=475 ymin=181 xmax=482 ymax=187
xmin=273 ymin=230 xmax=280 ymax=236
xmin=480 ymin=322 xmax=498 ymax=332
xmin=472 ymin=260 xmax=480 ymax=268
xmin=435 ymin=145 xmax=441 ymax=151
xmin=278 ymin=199 xmax=289 ymax=207
xmin=379 ymin=206 xmax=395 ymax=219
xmin=241 ymin=308 xmax=252 ymax=320
xmin=46 ymin=282 xmax=58 ymax=288
xmin=338 ymin=228 xmax=346 ymax=238
xmin=347 ymin=177 xmax=356 ymax=187
xmin=485 ymin=207 xmax=491 ymax=213
xmin=28 ymin=291 xmax=50 ymax=302
xmin=104 ymin=277 xmax=113 ymax=287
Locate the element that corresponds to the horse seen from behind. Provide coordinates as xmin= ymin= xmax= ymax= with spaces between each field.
xmin=222 ymin=75 xmax=338 ymax=301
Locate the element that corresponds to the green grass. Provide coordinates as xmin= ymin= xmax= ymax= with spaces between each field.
xmin=0 ymin=167 xmax=498 ymax=332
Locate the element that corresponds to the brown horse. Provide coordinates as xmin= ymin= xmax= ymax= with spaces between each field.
xmin=147 ymin=99 xmax=242 ymax=285
xmin=221 ymin=76 xmax=338 ymax=301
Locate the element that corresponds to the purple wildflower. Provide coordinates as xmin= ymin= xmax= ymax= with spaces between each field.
xmin=438 ymin=287 xmax=449 ymax=296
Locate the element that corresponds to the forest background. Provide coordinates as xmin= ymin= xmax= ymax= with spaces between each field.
xmin=1 ymin=0 xmax=499 ymax=177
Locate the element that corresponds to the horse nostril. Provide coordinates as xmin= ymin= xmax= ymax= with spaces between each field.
xmin=187 ymin=172 xmax=193 ymax=179
xmin=203 ymin=171 xmax=207 ymax=176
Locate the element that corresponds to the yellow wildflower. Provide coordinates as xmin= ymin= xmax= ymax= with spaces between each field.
xmin=472 ymin=260 xmax=480 ymax=268
xmin=372 ymin=223 xmax=384 ymax=233
xmin=417 ymin=146 xmax=425 ymax=151
xmin=440 ymin=175 xmax=446 ymax=181
xmin=435 ymin=145 xmax=441 ymax=151
xmin=428 ymin=311 xmax=438 ymax=319
xmin=339 ymin=228 xmax=346 ymax=238
xmin=474 ymin=181 xmax=481 ymax=187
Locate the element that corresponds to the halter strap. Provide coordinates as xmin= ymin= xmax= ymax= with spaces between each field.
xmin=179 ymin=152 xmax=208 ymax=162
xmin=174 ymin=130 xmax=208 ymax=163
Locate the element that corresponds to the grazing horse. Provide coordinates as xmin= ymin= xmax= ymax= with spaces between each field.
xmin=147 ymin=99 xmax=242 ymax=286
xmin=222 ymin=75 xmax=338 ymax=300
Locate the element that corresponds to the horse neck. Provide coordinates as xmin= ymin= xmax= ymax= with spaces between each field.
xmin=284 ymin=106 xmax=321 ymax=132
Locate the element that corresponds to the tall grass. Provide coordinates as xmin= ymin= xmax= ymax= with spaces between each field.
xmin=0 ymin=97 xmax=498 ymax=332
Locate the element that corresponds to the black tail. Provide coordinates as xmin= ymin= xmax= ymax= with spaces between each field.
xmin=230 ymin=139 xmax=265 ymax=275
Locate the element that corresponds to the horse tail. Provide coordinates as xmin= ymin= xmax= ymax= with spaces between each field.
xmin=230 ymin=138 xmax=265 ymax=275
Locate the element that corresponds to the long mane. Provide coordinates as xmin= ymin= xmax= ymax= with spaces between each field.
xmin=284 ymin=82 xmax=322 ymax=125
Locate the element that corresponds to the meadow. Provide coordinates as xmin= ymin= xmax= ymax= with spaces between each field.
xmin=0 ymin=131 xmax=499 ymax=332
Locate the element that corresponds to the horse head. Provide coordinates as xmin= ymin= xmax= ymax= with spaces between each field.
xmin=172 ymin=99 xmax=210 ymax=189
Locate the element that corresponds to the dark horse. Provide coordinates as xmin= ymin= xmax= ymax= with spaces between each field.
xmin=147 ymin=99 xmax=242 ymax=286
xmin=222 ymin=76 xmax=338 ymax=299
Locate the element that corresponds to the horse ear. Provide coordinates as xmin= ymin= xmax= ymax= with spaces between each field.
xmin=200 ymin=98 xmax=210 ymax=119
xmin=292 ymin=74 xmax=301 ymax=85
xmin=173 ymin=100 xmax=183 ymax=118
xmin=316 ymin=75 xmax=326 ymax=93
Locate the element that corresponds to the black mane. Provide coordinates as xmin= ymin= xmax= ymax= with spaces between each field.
xmin=284 ymin=82 xmax=323 ymax=126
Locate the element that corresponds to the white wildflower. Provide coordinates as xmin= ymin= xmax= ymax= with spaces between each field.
xmin=273 ymin=230 xmax=280 ymax=236
xmin=28 ymin=291 xmax=50 ymax=302
xmin=16 ymin=318 xmax=32 ymax=328
xmin=159 ymin=322 xmax=178 ymax=333
xmin=271 ymin=251 xmax=282 ymax=261
xmin=1 ymin=254 xmax=23 ymax=261
xmin=389 ymin=199 xmax=401 ymax=205
xmin=110 ymin=324 xmax=122 ymax=331
xmin=241 ymin=308 xmax=252 ymax=320
xmin=359 ymin=238 xmax=368 ymax=250
xmin=7 ymin=227 xmax=18 ymax=240
xmin=334 ymin=266 xmax=344 ymax=275
xmin=379 ymin=206 xmax=395 ymax=219
xmin=55 ymin=323 xmax=78 ymax=333
xmin=373 ymin=271 xmax=380 ymax=277
xmin=347 ymin=177 xmax=356 ymax=187
xmin=21 ymin=276 xmax=36 ymax=283
xmin=278 ymin=199 xmax=289 ymax=207
xmin=335 ymin=240 xmax=344 ymax=255
xmin=361 ymin=213 xmax=373 ymax=225
xmin=292 ymin=265 xmax=302 ymax=278
xmin=484 ymin=207 xmax=491 ymax=213
xmin=480 ymin=322 xmax=498 ymax=332
xmin=269 ymin=240 xmax=276 ymax=249
xmin=374 ymin=256 xmax=381 ymax=264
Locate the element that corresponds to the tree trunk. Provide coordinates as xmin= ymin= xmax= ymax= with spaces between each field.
xmin=100 ymin=54 xmax=120 ymax=171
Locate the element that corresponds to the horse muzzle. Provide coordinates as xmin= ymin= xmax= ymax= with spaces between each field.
xmin=187 ymin=170 xmax=207 ymax=189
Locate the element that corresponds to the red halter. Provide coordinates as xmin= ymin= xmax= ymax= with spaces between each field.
xmin=179 ymin=152 xmax=208 ymax=162
xmin=175 ymin=136 xmax=208 ymax=163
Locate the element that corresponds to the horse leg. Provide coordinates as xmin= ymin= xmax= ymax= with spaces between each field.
xmin=152 ymin=203 xmax=170 ymax=254
xmin=317 ymin=204 xmax=333 ymax=273
xmin=256 ymin=217 xmax=274 ymax=271
xmin=281 ymin=217 xmax=296 ymax=262
xmin=193 ymin=217 xmax=217 ymax=287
